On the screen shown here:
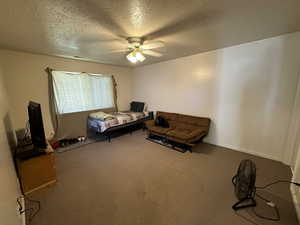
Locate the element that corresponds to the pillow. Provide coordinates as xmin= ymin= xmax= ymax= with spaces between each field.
xmin=130 ymin=101 xmax=145 ymax=112
xmin=89 ymin=111 xmax=114 ymax=120
xmin=154 ymin=116 xmax=160 ymax=126
xmin=155 ymin=116 xmax=169 ymax=128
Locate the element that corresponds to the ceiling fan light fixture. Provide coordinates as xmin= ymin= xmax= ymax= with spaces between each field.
xmin=135 ymin=51 xmax=145 ymax=62
xmin=126 ymin=50 xmax=145 ymax=63
xmin=126 ymin=51 xmax=138 ymax=63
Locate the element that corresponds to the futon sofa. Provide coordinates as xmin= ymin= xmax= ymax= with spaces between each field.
xmin=145 ymin=111 xmax=210 ymax=150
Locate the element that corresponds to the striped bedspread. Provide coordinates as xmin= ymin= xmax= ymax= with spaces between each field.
xmin=88 ymin=111 xmax=149 ymax=133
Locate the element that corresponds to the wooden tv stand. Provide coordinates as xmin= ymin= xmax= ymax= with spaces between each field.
xmin=16 ymin=143 xmax=57 ymax=195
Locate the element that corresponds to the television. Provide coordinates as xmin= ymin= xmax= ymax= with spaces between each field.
xmin=28 ymin=101 xmax=47 ymax=150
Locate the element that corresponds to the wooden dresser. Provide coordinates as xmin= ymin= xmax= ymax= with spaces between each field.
xmin=16 ymin=143 xmax=57 ymax=195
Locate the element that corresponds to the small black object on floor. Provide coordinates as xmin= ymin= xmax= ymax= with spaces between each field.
xmin=146 ymin=134 xmax=192 ymax=153
xmin=232 ymin=159 xmax=257 ymax=210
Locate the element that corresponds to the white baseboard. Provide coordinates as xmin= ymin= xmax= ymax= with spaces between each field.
xmin=290 ymin=185 xmax=300 ymax=223
xmin=204 ymin=141 xmax=281 ymax=163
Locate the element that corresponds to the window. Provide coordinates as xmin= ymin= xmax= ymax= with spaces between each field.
xmin=52 ymin=71 xmax=114 ymax=114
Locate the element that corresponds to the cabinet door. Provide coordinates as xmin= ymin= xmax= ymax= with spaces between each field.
xmin=18 ymin=153 xmax=56 ymax=194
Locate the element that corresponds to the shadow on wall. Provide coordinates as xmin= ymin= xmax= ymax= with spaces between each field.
xmin=3 ymin=112 xmax=18 ymax=159
xmin=55 ymin=107 xmax=116 ymax=139
xmin=236 ymin=38 xmax=295 ymax=158
xmin=235 ymin=48 xmax=274 ymax=155
xmin=211 ymin=36 xmax=298 ymax=160
xmin=206 ymin=120 xmax=217 ymax=144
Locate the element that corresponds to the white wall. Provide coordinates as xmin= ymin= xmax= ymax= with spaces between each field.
xmin=133 ymin=32 xmax=300 ymax=163
xmin=0 ymin=50 xmax=133 ymax=137
xmin=285 ymin=76 xmax=300 ymax=167
xmin=0 ymin=64 xmax=23 ymax=225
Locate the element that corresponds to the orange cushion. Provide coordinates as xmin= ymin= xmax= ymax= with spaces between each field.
xmin=167 ymin=127 xmax=206 ymax=140
xmin=148 ymin=125 xmax=173 ymax=135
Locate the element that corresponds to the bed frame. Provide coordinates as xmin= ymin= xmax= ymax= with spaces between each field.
xmin=92 ymin=112 xmax=153 ymax=142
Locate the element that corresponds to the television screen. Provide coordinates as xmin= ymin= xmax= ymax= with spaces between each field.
xmin=28 ymin=101 xmax=47 ymax=150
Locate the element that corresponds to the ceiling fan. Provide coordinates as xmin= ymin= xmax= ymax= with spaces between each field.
xmin=110 ymin=37 xmax=165 ymax=63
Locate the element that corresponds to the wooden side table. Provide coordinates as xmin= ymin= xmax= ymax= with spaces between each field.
xmin=16 ymin=143 xmax=57 ymax=195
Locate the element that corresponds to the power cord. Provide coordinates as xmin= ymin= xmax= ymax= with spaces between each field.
xmin=250 ymin=180 xmax=300 ymax=222
xmin=17 ymin=196 xmax=40 ymax=224
xmin=256 ymin=180 xmax=300 ymax=189
xmin=23 ymin=120 xmax=30 ymax=139
xmin=235 ymin=210 xmax=260 ymax=225
xmin=234 ymin=179 xmax=300 ymax=224
xmin=252 ymin=190 xmax=280 ymax=221
xmin=18 ymin=120 xmax=32 ymax=147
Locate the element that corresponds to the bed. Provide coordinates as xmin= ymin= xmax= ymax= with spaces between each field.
xmin=87 ymin=102 xmax=153 ymax=142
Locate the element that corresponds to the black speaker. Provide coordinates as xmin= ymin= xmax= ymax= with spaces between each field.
xmin=148 ymin=111 xmax=154 ymax=120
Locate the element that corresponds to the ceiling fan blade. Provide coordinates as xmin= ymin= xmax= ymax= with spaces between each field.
xmin=68 ymin=0 xmax=129 ymax=38
xmin=144 ymin=10 xmax=218 ymax=39
xmin=98 ymin=49 xmax=129 ymax=55
xmin=141 ymin=41 xmax=165 ymax=50
xmin=110 ymin=49 xmax=129 ymax=52
xmin=142 ymin=50 xmax=163 ymax=57
xmin=80 ymin=37 xmax=127 ymax=45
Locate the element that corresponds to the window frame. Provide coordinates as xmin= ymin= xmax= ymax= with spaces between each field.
xmin=52 ymin=71 xmax=115 ymax=115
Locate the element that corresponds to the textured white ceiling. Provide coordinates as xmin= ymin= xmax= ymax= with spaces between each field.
xmin=1 ymin=0 xmax=300 ymax=67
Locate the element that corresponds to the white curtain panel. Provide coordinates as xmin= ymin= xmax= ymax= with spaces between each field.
xmin=52 ymin=71 xmax=114 ymax=114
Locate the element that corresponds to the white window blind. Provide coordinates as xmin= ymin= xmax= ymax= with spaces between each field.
xmin=52 ymin=71 xmax=114 ymax=114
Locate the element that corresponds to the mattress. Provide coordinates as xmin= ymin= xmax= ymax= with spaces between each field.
xmin=88 ymin=111 xmax=149 ymax=133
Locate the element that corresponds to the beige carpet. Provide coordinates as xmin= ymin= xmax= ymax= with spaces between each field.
xmin=28 ymin=130 xmax=298 ymax=225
